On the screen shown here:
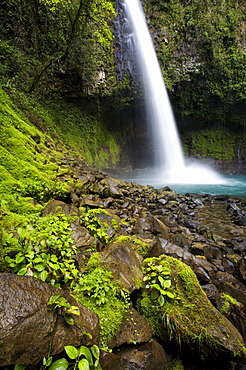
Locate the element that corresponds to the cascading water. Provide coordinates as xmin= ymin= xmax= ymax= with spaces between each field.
xmin=122 ymin=0 xmax=225 ymax=185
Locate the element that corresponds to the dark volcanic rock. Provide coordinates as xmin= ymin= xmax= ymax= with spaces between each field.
xmin=100 ymin=341 xmax=167 ymax=370
xmin=0 ymin=274 xmax=99 ymax=366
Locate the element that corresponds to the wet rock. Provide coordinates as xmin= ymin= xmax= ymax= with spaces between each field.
xmin=240 ymin=259 xmax=246 ymax=282
xmin=153 ymin=238 xmax=215 ymax=283
xmin=100 ymin=341 xmax=167 ymax=370
xmin=42 ymin=200 xmax=79 ymax=216
xmin=0 ymin=274 xmax=99 ymax=366
xmin=202 ymin=283 xmax=219 ymax=305
xmin=108 ymin=307 xmax=153 ymax=348
xmin=101 ymin=243 xmax=143 ymax=292
xmin=70 ymin=223 xmax=103 ymax=251
xmin=217 ymin=280 xmax=246 ymax=306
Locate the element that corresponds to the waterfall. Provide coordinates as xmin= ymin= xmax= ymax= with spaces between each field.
xmin=122 ymin=0 xmax=224 ymax=185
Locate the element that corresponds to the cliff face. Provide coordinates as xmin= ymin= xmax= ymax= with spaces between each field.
xmin=0 ymin=0 xmax=245 ymax=172
xmin=111 ymin=0 xmax=246 ymax=172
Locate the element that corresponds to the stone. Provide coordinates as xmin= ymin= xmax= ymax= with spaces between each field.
xmin=42 ymin=200 xmax=79 ymax=217
xmin=108 ymin=307 xmax=153 ymax=348
xmin=102 ymin=243 xmax=143 ymax=292
xmin=100 ymin=341 xmax=167 ymax=370
xmin=0 ymin=274 xmax=99 ymax=366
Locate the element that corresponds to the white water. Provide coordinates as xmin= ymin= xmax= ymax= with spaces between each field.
xmin=123 ymin=0 xmax=225 ymax=185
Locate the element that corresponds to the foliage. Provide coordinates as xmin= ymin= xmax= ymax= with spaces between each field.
xmin=4 ymin=214 xmax=79 ymax=288
xmin=72 ymin=259 xmax=130 ymax=347
xmin=219 ymin=293 xmax=239 ymax=314
xmin=14 ymin=344 xmax=102 ymax=370
xmin=113 ymin=235 xmax=150 ymax=257
xmin=142 ymin=259 xmax=179 ymax=306
xmin=145 ymin=0 xmax=246 ymax=123
xmin=137 ymin=255 xmax=245 ymax=356
xmin=0 ymin=0 xmax=116 ymax=95
xmin=47 ymin=293 xmax=80 ymax=326
xmin=80 ymin=207 xmax=118 ymax=245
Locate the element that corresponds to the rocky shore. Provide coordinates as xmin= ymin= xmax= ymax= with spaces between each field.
xmin=1 ymin=162 xmax=246 ymax=370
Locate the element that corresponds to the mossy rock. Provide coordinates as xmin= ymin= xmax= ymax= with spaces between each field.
xmin=137 ymin=255 xmax=246 ymax=361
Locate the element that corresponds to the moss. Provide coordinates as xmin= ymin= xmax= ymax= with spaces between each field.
xmin=220 ymin=293 xmax=239 ymax=314
xmin=137 ymin=255 xmax=246 ymax=358
xmin=113 ymin=235 xmax=150 ymax=257
xmin=183 ymin=128 xmax=236 ymax=160
xmin=73 ymin=260 xmax=130 ymax=348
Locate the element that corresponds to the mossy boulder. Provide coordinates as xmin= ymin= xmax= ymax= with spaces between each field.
xmin=137 ymin=255 xmax=246 ymax=362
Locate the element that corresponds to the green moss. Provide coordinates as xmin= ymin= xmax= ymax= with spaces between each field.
xmin=113 ymin=235 xmax=150 ymax=257
xmin=184 ymin=128 xmax=236 ymax=160
xmin=220 ymin=293 xmax=239 ymax=314
xmin=72 ymin=261 xmax=130 ymax=348
xmin=137 ymin=255 xmax=245 ymax=358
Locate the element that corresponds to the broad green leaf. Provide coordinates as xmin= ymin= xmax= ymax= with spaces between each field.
xmin=158 ymin=276 xmax=165 ymax=287
xmin=48 ymin=293 xmax=62 ymax=305
xmin=78 ymin=359 xmax=90 ymax=370
xmin=150 ymin=290 xmax=159 ymax=300
xmin=151 ymin=283 xmax=161 ymax=291
xmin=48 ymin=358 xmax=69 ymax=370
xmin=14 ymin=364 xmax=27 ymax=370
xmin=5 ymin=256 xmax=12 ymax=263
xmin=16 ymin=255 xmax=25 ymax=264
xmin=34 ymin=263 xmax=45 ymax=272
xmin=166 ymin=291 xmax=175 ymax=299
xmin=17 ymin=267 xmax=28 ymax=276
xmin=64 ymin=345 xmax=78 ymax=359
xmin=64 ymin=313 xmax=75 ymax=326
xmin=158 ymin=294 xmax=165 ymax=306
xmin=40 ymin=270 xmax=48 ymax=281
xmin=67 ymin=306 xmax=80 ymax=316
xmin=79 ymin=346 xmax=93 ymax=365
xmin=164 ymin=280 xmax=171 ymax=288
xmin=90 ymin=344 xmax=100 ymax=359
xmin=33 ymin=256 xmax=43 ymax=263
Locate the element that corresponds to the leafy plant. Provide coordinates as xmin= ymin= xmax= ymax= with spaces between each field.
xmin=4 ymin=214 xmax=79 ymax=287
xmin=47 ymin=293 xmax=80 ymax=326
xmin=15 ymin=345 xmax=102 ymax=370
xmin=73 ymin=267 xmax=123 ymax=306
xmin=143 ymin=259 xmax=179 ymax=306
xmin=80 ymin=208 xmax=114 ymax=245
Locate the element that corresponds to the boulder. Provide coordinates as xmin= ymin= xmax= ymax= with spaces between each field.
xmin=100 ymin=341 xmax=167 ymax=370
xmin=108 ymin=307 xmax=153 ymax=348
xmin=101 ymin=243 xmax=143 ymax=292
xmin=42 ymin=200 xmax=79 ymax=217
xmin=0 ymin=274 xmax=99 ymax=366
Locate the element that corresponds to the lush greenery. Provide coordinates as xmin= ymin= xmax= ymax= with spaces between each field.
xmin=137 ymin=255 xmax=245 ymax=356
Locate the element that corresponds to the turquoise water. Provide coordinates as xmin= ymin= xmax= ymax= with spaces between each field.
xmin=123 ymin=173 xmax=246 ymax=199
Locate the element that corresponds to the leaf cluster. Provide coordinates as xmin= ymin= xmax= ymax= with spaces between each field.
xmin=4 ymin=214 xmax=79 ymax=287
xmin=143 ymin=259 xmax=179 ymax=306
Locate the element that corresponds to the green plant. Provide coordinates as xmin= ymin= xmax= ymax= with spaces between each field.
xmin=4 ymin=214 xmax=79 ymax=287
xmin=80 ymin=208 xmax=114 ymax=245
xmin=47 ymin=293 xmax=80 ymax=326
xmin=48 ymin=345 xmax=102 ymax=370
xmin=143 ymin=259 xmax=179 ymax=306
xmin=73 ymin=267 xmax=120 ymax=306
xmin=14 ymin=345 xmax=102 ymax=370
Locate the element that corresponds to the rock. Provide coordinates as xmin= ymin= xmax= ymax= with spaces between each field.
xmin=217 ymin=280 xmax=246 ymax=306
xmin=138 ymin=255 xmax=246 ymax=361
xmin=108 ymin=307 xmax=153 ymax=348
xmin=70 ymin=222 xmax=103 ymax=251
xmin=101 ymin=243 xmax=143 ymax=292
xmin=42 ymin=200 xmax=79 ymax=216
xmin=100 ymin=341 xmax=167 ymax=370
xmin=0 ymin=274 xmax=99 ymax=366
xmin=240 ymin=259 xmax=246 ymax=282
xmin=151 ymin=237 xmax=215 ymax=283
